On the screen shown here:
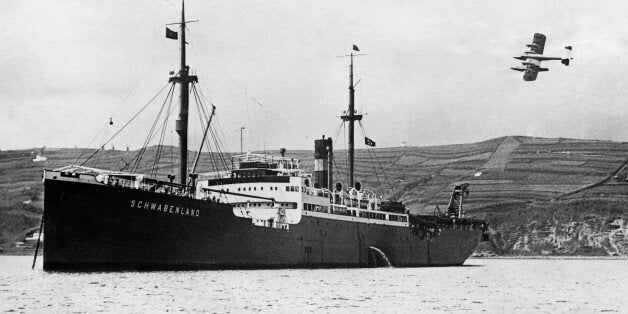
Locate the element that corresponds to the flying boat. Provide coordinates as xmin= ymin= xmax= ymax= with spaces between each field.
xmin=511 ymin=33 xmax=572 ymax=81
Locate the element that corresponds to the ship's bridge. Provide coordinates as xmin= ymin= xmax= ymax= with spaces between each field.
xmin=200 ymin=153 xmax=304 ymax=181
xmin=232 ymin=153 xmax=300 ymax=172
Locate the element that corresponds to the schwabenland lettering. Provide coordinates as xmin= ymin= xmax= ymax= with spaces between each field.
xmin=130 ymin=200 xmax=200 ymax=217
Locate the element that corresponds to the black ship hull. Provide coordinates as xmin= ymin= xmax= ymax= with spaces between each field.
xmin=44 ymin=179 xmax=484 ymax=271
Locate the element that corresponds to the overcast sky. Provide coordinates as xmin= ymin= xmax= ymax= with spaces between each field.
xmin=1 ymin=0 xmax=627 ymax=152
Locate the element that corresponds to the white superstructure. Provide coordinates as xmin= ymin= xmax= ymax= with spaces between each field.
xmin=198 ymin=153 xmax=409 ymax=229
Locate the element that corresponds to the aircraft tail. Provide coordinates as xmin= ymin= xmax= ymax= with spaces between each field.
xmin=562 ymin=45 xmax=573 ymax=66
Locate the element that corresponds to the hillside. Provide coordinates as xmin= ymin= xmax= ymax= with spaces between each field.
xmin=1 ymin=135 xmax=627 ymax=255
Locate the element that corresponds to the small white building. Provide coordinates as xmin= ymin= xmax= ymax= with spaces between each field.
xmin=33 ymin=154 xmax=47 ymax=162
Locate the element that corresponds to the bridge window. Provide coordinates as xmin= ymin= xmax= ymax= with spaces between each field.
xmin=286 ymin=186 xmax=290 ymax=192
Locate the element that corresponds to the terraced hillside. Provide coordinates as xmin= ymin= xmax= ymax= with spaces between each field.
xmin=1 ymin=135 xmax=627 ymax=255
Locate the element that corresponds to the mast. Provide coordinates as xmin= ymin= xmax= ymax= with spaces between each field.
xmin=340 ymin=52 xmax=363 ymax=188
xmin=169 ymin=1 xmax=197 ymax=185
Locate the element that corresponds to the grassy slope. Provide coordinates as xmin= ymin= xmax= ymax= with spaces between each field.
xmin=1 ymin=135 xmax=627 ymax=255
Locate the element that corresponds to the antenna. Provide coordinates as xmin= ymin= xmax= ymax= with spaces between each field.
xmin=237 ymin=127 xmax=245 ymax=154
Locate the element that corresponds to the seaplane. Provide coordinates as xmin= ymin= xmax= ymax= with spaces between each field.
xmin=511 ymin=33 xmax=572 ymax=81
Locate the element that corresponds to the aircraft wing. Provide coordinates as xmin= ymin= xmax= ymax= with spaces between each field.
xmin=528 ymin=33 xmax=546 ymax=54
xmin=515 ymin=33 xmax=545 ymax=80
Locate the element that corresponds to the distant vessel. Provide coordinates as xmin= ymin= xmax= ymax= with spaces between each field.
xmin=42 ymin=2 xmax=488 ymax=271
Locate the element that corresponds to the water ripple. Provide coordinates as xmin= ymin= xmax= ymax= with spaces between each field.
xmin=0 ymin=256 xmax=626 ymax=312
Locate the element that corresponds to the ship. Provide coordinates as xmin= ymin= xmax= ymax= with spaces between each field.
xmin=42 ymin=2 xmax=489 ymax=271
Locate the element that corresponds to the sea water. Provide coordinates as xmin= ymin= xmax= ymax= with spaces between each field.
xmin=1 ymin=256 xmax=626 ymax=312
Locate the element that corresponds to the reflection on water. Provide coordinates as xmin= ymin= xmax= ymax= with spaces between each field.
xmin=1 ymin=256 xmax=626 ymax=312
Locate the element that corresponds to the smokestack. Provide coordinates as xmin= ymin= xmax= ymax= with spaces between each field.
xmin=313 ymin=135 xmax=332 ymax=189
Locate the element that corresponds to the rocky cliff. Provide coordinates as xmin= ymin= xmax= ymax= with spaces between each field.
xmin=478 ymin=199 xmax=628 ymax=256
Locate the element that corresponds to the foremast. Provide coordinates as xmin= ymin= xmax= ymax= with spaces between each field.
xmin=168 ymin=1 xmax=198 ymax=185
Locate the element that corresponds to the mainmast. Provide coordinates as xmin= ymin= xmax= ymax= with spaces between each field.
xmin=168 ymin=1 xmax=197 ymax=185
xmin=340 ymin=51 xmax=363 ymax=188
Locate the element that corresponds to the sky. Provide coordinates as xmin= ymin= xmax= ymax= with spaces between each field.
xmin=1 ymin=0 xmax=627 ymax=152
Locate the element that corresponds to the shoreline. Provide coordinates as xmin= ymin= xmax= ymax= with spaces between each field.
xmin=470 ymin=255 xmax=628 ymax=260
xmin=2 ymin=251 xmax=626 ymax=260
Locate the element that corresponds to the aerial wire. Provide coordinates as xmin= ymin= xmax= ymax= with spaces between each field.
xmin=110 ymin=43 xmax=169 ymax=119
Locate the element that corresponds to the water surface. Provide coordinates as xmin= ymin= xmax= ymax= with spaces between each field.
xmin=1 ymin=256 xmax=626 ymax=312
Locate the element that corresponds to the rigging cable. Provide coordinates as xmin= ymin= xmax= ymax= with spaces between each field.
xmin=130 ymin=83 xmax=176 ymax=173
xmin=361 ymin=132 xmax=385 ymax=192
xmin=185 ymin=41 xmax=238 ymax=167
xmin=188 ymin=40 xmax=312 ymax=149
xmin=191 ymin=83 xmax=220 ymax=174
xmin=330 ymin=121 xmax=347 ymax=184
xmin=151 ymin=86 xmax=177 ymax=177
xmin=110 ymin=43 xmax=169 ymax=118
xmin=121 ymin=83 xmax=175 ymax=172
xmin=195 ymin=85 xmax=231 ymax=169
xmin=190 ymin=84 xmax=213 ymax=173
xmin=80 ymin=82 xmax=172 ymax=167
xmin=73 ymin=123 xmax=109 ymax=165
xmin=359 ymin=121 xmax=395 ymax=194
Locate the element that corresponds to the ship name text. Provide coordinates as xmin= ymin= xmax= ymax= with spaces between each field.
xmin=130 ymin=200 xmax=200 ymax=218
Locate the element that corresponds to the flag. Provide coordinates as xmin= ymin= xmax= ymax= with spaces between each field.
xmin=166 ymin=27 xmax=178 ymax=40
xmin=353 ymin=44 xmax=360 ymax=51
xmin=365 ymin=137 xmax=375 ymax=147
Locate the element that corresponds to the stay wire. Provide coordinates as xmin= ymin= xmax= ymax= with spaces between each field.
xmin=110 ymin=43 xmax=169 ymax=118
xmin=330 ymin=121 xmax=346 ymax=183
xmin=195 ymin=86 xmax=230 ymax=170
xmin=189 ymin=39 xmax=312 ymax=145
xmin=359 ymin=121 xmax=395 ymax=194
xmin=126 ymin=83 xmax=175 ymax=172
xmin=133 ymin=84 xmax=176 ymax=172
xmin=80 ymin=82 xmax=172 ymax=167
xmin=359 ymin=125 xmax=384 ymax=192
xmin=185 ymin=44 xmax=238 ymax=168
xmin=152 ymin=86 xmax=176 ymax=177
xmin=73 ymin=123 xmax=108 ymax=165
xmin=191 ymin=84 xmax=219 ymax=173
